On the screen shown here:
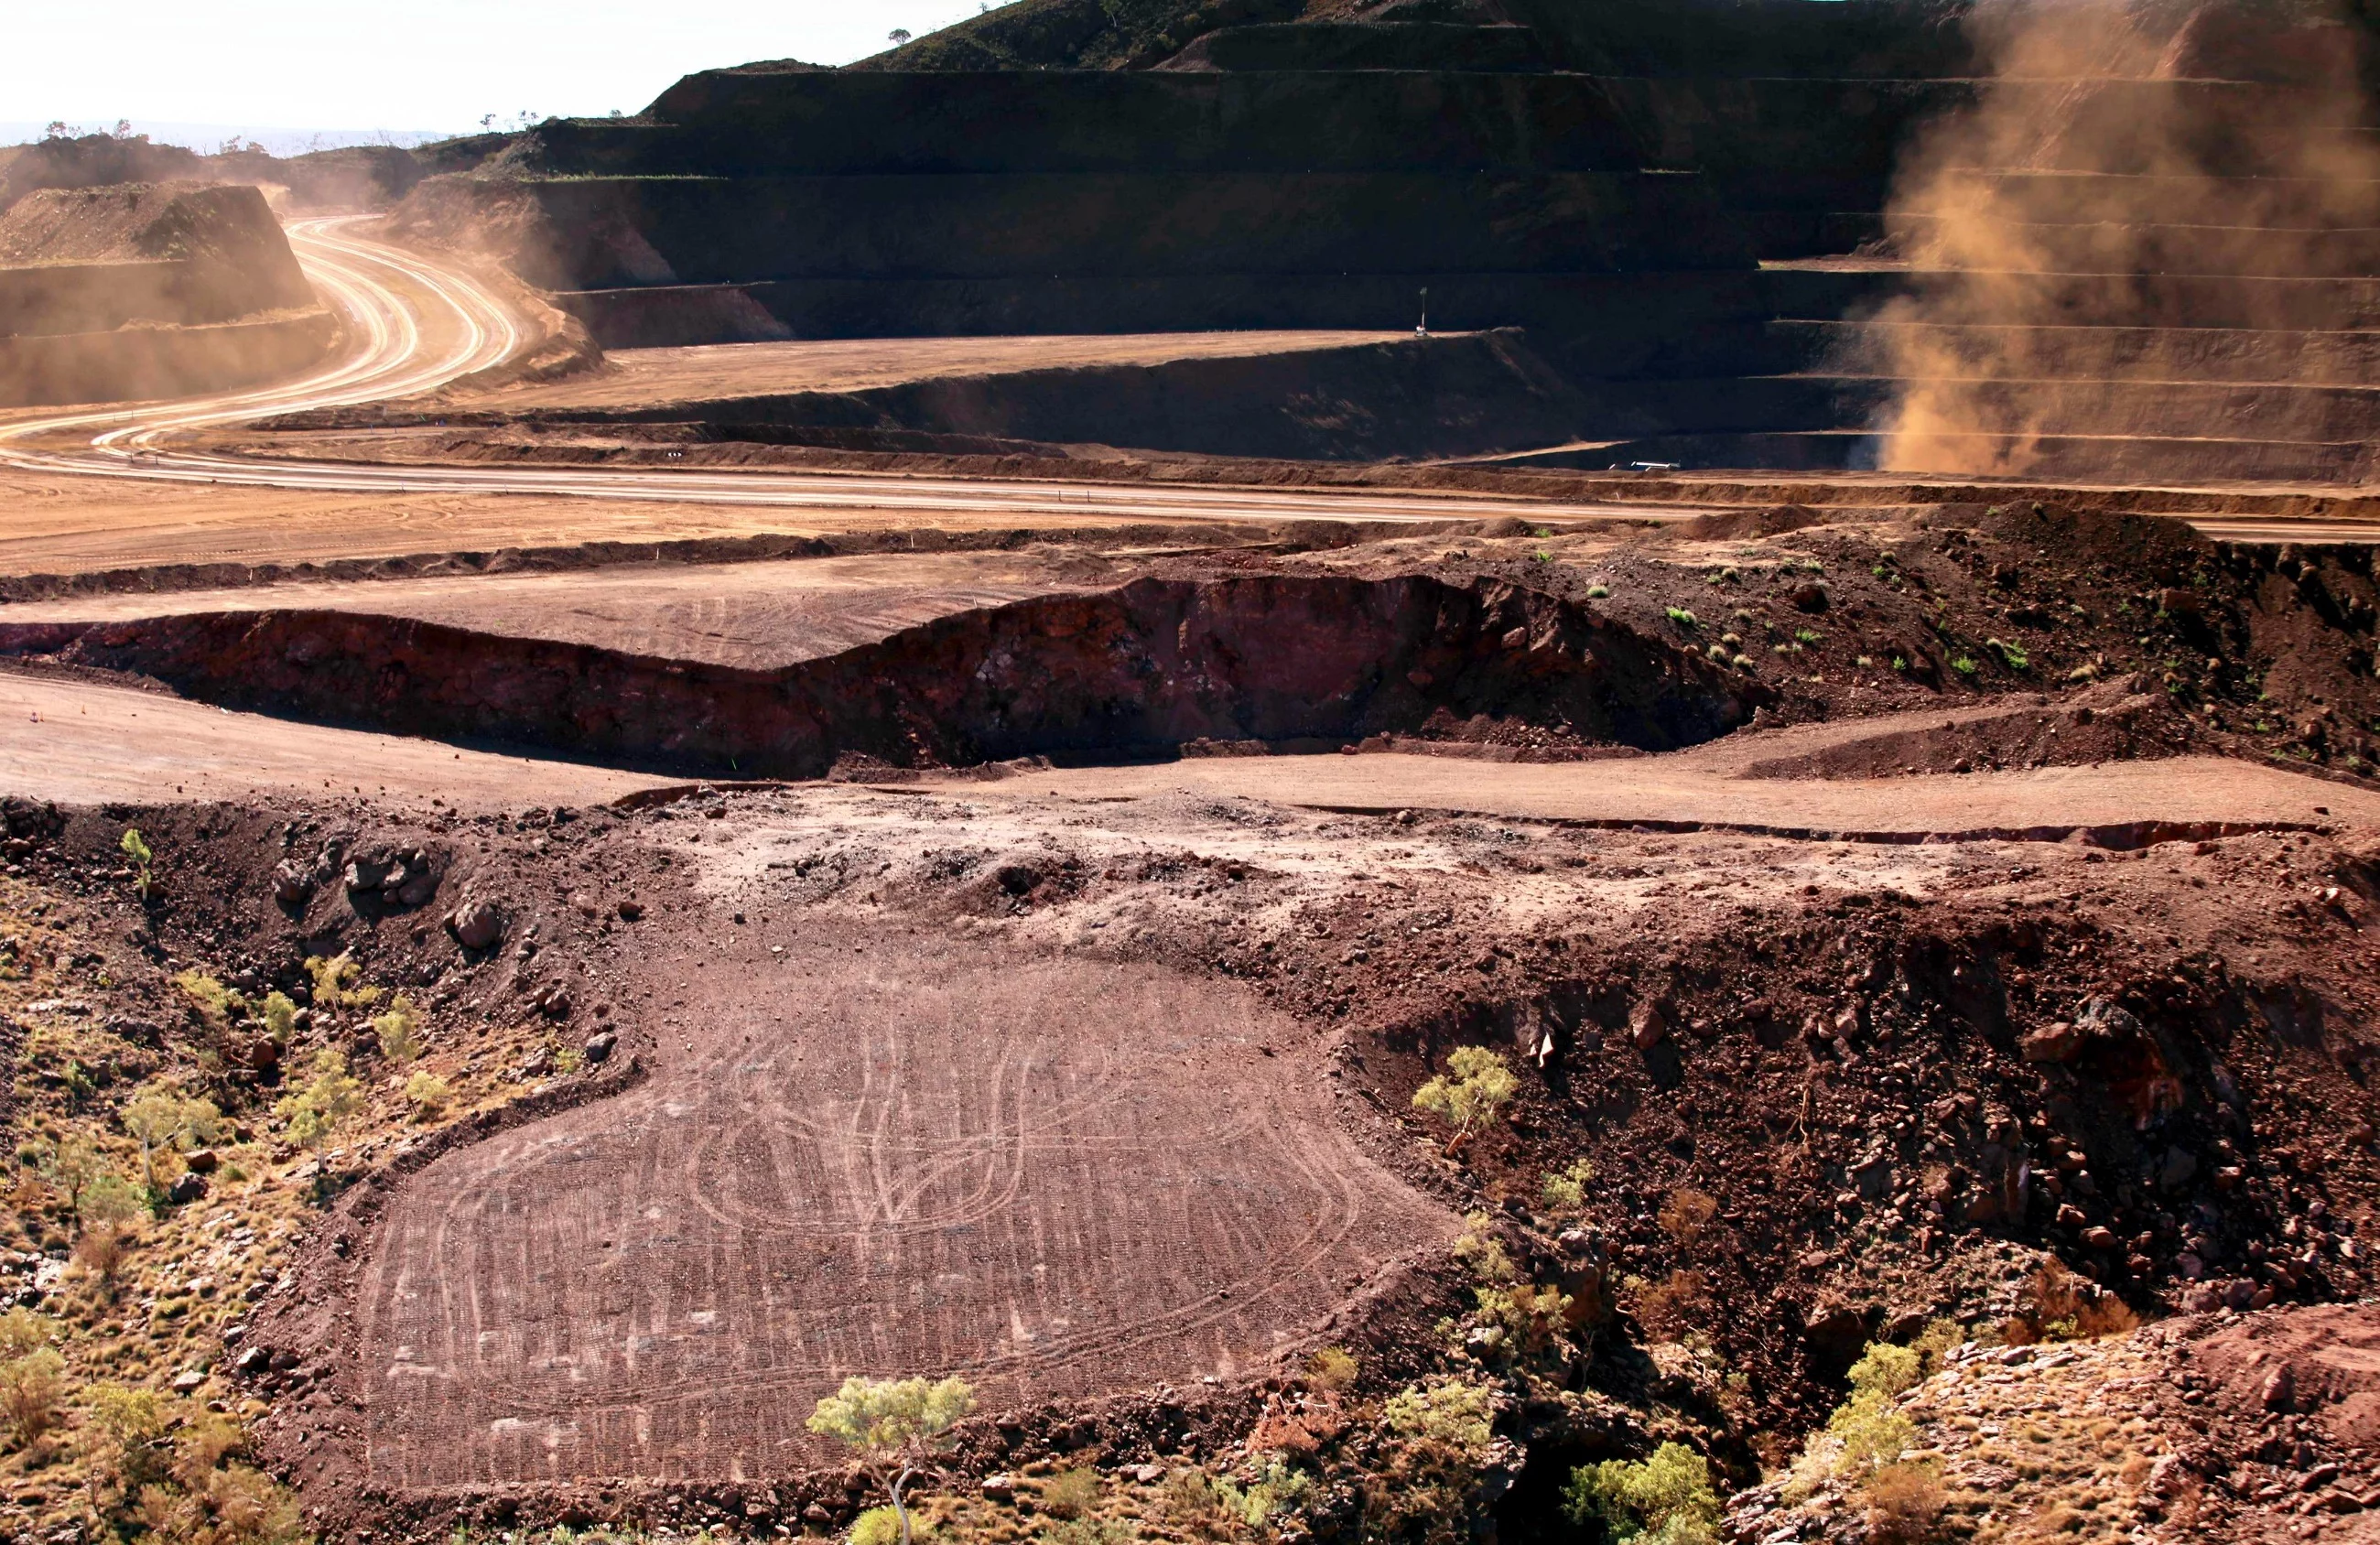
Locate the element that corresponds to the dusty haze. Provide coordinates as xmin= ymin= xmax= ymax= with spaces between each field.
xmin=1869 ymin=0 xmax=2380 ymax=476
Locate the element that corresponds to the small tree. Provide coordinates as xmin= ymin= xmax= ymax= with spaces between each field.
xmin=304 ymin=953 xmax=380 ymax=1013
xmin=1563 ymin=1441 xmax=1720 ymax=1545
xmin=373 ymin=994 xmax=424 ymax=1064
xmin=276 ymin=1049 xmax=365 ymax=1155
xmin=119 ymin=827 xmax=155 ymax=900
xmin=889 ymin=27 xmax=914 ymax=43
xmin=76 ymin=1172 xmax=146 ymax=1296
xmin=258 ymin=989 xmax=298 ymax=1044
xmin=1412 ymin=1046 xmax=1518 ymax=1152
xmin=806 ymin=1375 xmax=977 ymax=1545
xmin=120 ymin=1079 xmax=222 ymax=1194
xmin=403 ymin=1072 xmax=451 ymax=1119
xmin=0 ymin=1309 xmax=63 ymax=1451
xmin=37 ymin=1134 xmax=104 ymax=1225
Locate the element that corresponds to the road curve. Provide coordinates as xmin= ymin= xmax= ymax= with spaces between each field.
xmin=1 ymin=218 xmax=2373 ymax=540
xmin=0 ymin=217 xmax=1671 ymax=530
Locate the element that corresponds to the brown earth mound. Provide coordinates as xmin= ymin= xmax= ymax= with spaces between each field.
xmin=0 ymin=574 xmax=1765 ymax=776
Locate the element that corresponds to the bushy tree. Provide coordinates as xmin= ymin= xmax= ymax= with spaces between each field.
xmin=276 ymin=1048 xmax=364 ymax=1154
xmin=36 ymin=1133 xmax=105 ymax=1224
xmin=1364 ymin=1381 xmax=1498 ymax=1544
xmin=74 ymin=1171 xmax=146 ymax=1294
xmin=258 ymin=990 xmax=298 ymax=1044
xmin=1563 ymin=1442 xmax=1720 ymax=1545
xmin=303 ymin=953 xmax=380 ymax=1012
xmin=1412 ymin=1046 xmax=1517 ymax=1151
xmin=373 ymin=994 xmax=424 ymax=1063
xmin=120 ymin=1079 xmax=222 ymax=1193
xmin=806 ymin=1376 xmax=976 ymax=1545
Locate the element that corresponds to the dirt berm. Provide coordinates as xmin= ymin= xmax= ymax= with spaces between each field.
xmin=0 ymin=575 xmax=1764 ymax=776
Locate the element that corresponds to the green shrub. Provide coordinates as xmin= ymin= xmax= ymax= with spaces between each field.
xmin=1540 ymin=1158 xmax=1594 ymax=1216
xmin=258 ymin=990 xmax=298 ymax=1043
xmin=1665 ymin=606 xmax=1698 ymax=628
xmin=1951 ymin=655 xmax=1978 ymax=676
xmin=404 ymin=1073 xmax=452 ymax=1118
xmin=1845 ymin=1341 xmax=1925 ymax=1401
xmin=852 ymin=1507 xmax=936 ymax=1545
xmin=1829 ymin=1388 xmax=1919 ymax=1475
xmin=1412 ymin=1047 xmax=1516 ymax=1151
xmin=1586 ymin=584 xmax=1610 ymax=600
xmin=1563 ymin=1442 xmax=1720 ymax=1545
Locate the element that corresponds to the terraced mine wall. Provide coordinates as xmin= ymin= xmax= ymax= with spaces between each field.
xmin=391 ymin=0 xmax=2380 ymax=481
xmin=0 ymin=576 xmax=1765 ymax=776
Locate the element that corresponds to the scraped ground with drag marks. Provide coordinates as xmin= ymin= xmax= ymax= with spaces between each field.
xmin=362 ymin=924 xmax=1446 ymax=1488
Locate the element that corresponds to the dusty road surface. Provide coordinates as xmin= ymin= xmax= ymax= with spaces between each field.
xmin=0 ymin=671 xmax=666 ymax=809
xmin=918 ymin=745 xmax=2378 ymax=840
xmin=7 ymin=667 xmax=2365 ymax=840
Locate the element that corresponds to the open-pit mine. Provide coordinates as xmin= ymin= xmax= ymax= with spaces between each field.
xmin=6 ymin=3 xmax=2380 ymax=1544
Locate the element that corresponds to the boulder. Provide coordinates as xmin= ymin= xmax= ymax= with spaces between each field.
xmin=271 ymin=859 xmax=315 ymax=906
xmin=1790 ymin=581 xmax=1831 ymax=613
xmin=449 ymin=900 xmax=504 ymax=950
xmin=1629 ymin=998 xmax=1670 ymax=1050
xmin=584 ymin=1031 xmax=618 ymax=1064
xmin=167 ymin=1172 xmax=207 ymax=1205
xmin=2022 ymin=1021 xmax=2084 ymax=1063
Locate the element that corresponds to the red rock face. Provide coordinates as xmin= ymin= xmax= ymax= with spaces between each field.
xmin=0 ymin=574 xmax=1764 ymax=778
xmin=2191 ymin=1303 xmax=2380 ymax=1450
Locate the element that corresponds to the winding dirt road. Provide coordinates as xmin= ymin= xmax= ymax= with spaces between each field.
xmin=0 ymin=216 xmax=2374 ymax=546
xmin=0 ymin=219 xmax=1642 ymax=530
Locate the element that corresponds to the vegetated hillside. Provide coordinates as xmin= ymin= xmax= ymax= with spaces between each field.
xmin=0 ymin=134 xmax=206 ymax=211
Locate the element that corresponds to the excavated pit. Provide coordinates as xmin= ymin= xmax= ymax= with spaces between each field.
xmin=0 ymin=574 xmax=1766 ymax=778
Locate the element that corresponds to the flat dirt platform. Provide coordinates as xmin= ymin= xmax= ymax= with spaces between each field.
xmin=0 ymin=549 xmax=1104 ymax=669
xmin=478 ymin=331 xmax=1422 ymax=414
xmin=362 ymin=921 xmax=1447 ymax=1487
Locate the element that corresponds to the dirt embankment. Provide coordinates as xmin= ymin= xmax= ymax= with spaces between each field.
xmin=0 ymin=574 xmax=1763 ymax=777
xmin=0 ymin=181 xmax=333 ymax=406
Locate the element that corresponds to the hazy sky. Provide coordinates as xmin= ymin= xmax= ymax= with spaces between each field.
xmin=4 ymin=0 xmax=992 ymax=138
